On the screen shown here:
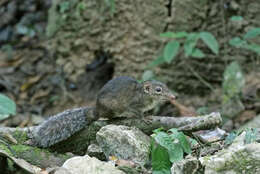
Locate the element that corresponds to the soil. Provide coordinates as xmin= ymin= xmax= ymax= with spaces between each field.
xmin=0 ymin=0 xmax=259 ymax=128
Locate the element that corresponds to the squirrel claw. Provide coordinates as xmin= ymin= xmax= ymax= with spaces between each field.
xmin=142 ymin=117 xmax=153 ymax=125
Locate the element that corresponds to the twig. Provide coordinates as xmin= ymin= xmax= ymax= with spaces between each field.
xmin=186 ymin=62 xmax=214 ymax=91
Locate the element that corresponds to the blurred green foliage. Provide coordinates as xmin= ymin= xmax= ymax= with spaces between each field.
xmin=148 ymin=31 xmax=219 ymax=68
xmin=222 ymin=61 xmax=245 ymax=100
xmin=224 ymin=128 xmax=257 ymax=145
xmin=0 ymin=94 xmax=16 ymax=121
xmin=104 ymin=0 xmax=116 ymax=16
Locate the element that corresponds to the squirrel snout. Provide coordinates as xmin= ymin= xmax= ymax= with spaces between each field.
xmin=169 ymin=94 xmax=177 ymax=100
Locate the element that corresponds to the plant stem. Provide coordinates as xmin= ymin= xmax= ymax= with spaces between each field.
xmin=186 ymin=62 xmax=214 ymax=92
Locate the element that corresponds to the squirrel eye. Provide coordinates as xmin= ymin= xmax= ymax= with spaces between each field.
xmin=155 ymin=87 xmax=162 ymax=93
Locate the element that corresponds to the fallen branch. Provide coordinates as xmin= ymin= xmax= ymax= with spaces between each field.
xmin=0 ymin=108 xmax=222 ymax=169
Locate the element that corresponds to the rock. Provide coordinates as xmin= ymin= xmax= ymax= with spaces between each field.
xmin=53 ymin=167 xmax=72 ymax=174
xmin=200 ymin=132 xmax=260 ymax=174
xmin=171 ymin=156 xmax=200 ymax=174
xmin=221 ymin=98 xmax=245 ymax=118
xmin=222 ymin=120 xmax=233 ymax=132
xmin=96 ymin=125 xmax=150 ymax=165
xmin=192 ymin=128 xmax=226 ymax=144
xmin=116 ymin=166 xmax=140 ymax=174
xmin=0 ymin=26 xmax=13 ymax=42
xmin=87 ymin=144 xmax=106 ymax=161
xmin=240 ymin=114 xmax=260 ymax=129
xmin=57 ymin=155 xmax=125 ymax=174
xmin=200 ymin=142 xmax=223 ymax=157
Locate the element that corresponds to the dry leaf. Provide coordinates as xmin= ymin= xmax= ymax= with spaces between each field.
xmin=20 ymin=75 xmax=42 ymax=92
xmin=170 ymin=99 xmax=197 ymax=116
xmin=30 ymin=89 xmax=51 ymax=104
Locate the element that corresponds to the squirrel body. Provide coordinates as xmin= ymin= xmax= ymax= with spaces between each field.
xmin=96 ymin=76 xmax=175 ymax=118
xmin=30 ymin=76 xmax=175 ymax=147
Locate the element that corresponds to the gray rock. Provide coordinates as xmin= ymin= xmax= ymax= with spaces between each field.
xmin=241 ymin=114 xmax=260 ymax=129
xmin=96 ymin=125 xmax=150 ymax=165
xmin=87 ymin=144 xmax=106 ymax=161
xmin=0 ymin=26 xmax=13 ymax=42
xmin=221 ymin=98 xmax=245 ymax=118
xmin=192 ymin=128 xmax=226 ymax=144
xmin=200 ymin=132 xmax=260 ymax=174
xmin=53 ymin=167 xmax=72 ymax=174
xmin=200 ymin=142 xmax=223 ymax=157
xmin=171 ymin=156 xmax=199 ymax=174
xmin=58 ymin=155 xmax=125 ymax=174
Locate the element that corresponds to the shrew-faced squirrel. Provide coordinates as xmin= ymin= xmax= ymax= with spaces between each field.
xmin=30 ymin=76 xmax=176 ymax=147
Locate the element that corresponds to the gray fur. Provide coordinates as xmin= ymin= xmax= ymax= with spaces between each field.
xmin=31 ymin=76 xmax=174 ymax=148
xmin=96 ymin=76 xmax=174 ymax=119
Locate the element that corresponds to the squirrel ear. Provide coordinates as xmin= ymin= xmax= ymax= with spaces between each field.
xmin=143 ymin=83 xmax=151 ymax=93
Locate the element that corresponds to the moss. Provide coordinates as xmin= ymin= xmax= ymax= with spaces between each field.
xmin=214 ymin=150 xmax=257 ymax=174
xmin=7 ymin=159 xmax=16 ymax=172
xmin=31 ymin=148 xmax=44 ymax=161
xmin=46 ymin=0 xmax=81 ymax=38
xmin=57 ymin=152 xmax=73 ymax=161
xmin=0 ymin=143 xmax=12 ymax=155
xmin=11 ymin=144 xmax=32 ymax=157
xmin=13 ymin=128 xmax=29 ymax=143
xmin=11 ymin=144 xmax=71 ymax=167
xmin=118 ymin=166 xmax=140 ymax=174
xmin=46 ymin=0 xmax=63 ymax=38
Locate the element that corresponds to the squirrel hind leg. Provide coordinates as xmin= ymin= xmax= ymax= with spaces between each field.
xmin=119 ymin=108 xmax=143 ymax=118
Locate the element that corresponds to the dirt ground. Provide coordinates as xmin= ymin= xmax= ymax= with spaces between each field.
xmin=0 ymin=0 xmax=259 ymax=129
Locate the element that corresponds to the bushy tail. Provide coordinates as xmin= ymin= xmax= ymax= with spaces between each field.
xmin=31 ymin=107 xmax=97 ymax=148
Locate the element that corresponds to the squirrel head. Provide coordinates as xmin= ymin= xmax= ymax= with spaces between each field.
xmin=142 ymin=80 xmax=177 ymax=101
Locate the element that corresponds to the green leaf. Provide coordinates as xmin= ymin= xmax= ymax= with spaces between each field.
xmin=147 ymin=55 xmax=165 ymax=68
xmin=229 ymin=37 xmax=260 ymax=55
xmin=230 ymin=16 xmax=243 ymax=21
xmin=104 ymin=0 xmax=116 ymax=15
xmin=168 ymin=143 xmax=183 ymax=163
xmin=16 ymin=25 xmax=29 ymax=35
xmin=244 ymin=128 xmax=257 ymax=144
xmin=224 ymin=131 xmax=238 ymax=145
xmin=1 ymin=44 xmax=13 ymax=59
xmin=168 ymin=128 xmax=178 ymax=134
xmin=151 ymin=139 xmax=171 ymax=174
xmin=59 ymin=1 xmax=70 ymax=13
xmin=77 ymin=2 xmax=86 ymax=10
xmin=199 ymin=32 xmax=219 ymax=55
xmin=244 ymin=28 xmax=260 ymax=39
xmin=191 ymin=48 xmax=205 ymax=58
xmin=196 ymin=106 xmax=209 ymax=115
xmin=154 ymin=132 xmax=183 ymax=163
xmin=0 ymin=94 xmax=16 ymax=120
xmin=163 ymin=41 xmax=180 ymax=63
xmin=184 ymin=33 xmax=199 ymax=57
xmin=229 ymin=37 xmax=247 ymax=47
xmin=222 ymin=61 xmax=245 ymax=97
xmin=109 ymin=0 xmax=116 ymax=15
xmin=153 ymin=169 xmax=171 ymax=174
xmin=160 ymin=32 xmax=187 ymax=38
xmin=142 ymin=70 xmax=154 ymax=81
xmin=154 ymin=132 xmax=175 ymax=151
xmin=169 ymin=129 xmax=191 ymax=154
xmin=177 ymin=132 xmax=191 ymax=154
xmin=153 ymin=128 xmax=165 ymax=134
xmin=244 ymin=43 xmax=260 ymax=55
xmin=189 ymin=138 xmax=199 ymax=147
